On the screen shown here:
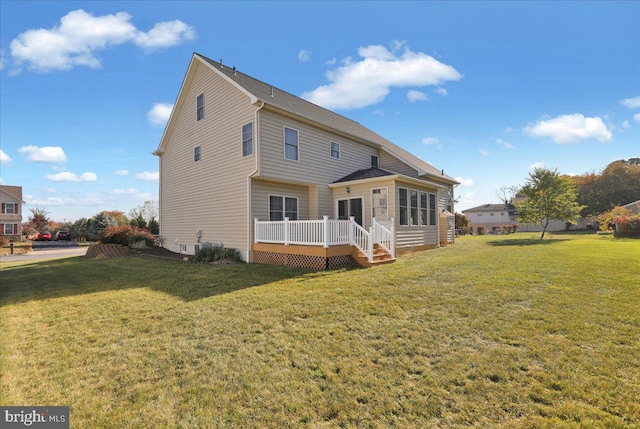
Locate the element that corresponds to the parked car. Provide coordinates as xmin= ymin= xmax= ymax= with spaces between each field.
xmin=35 ymin=231 xmax=52 ymax=241
xmin=54 ymin=231 xmax=71 ymax=241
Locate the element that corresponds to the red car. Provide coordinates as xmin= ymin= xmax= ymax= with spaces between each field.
xmin=35 ymin=231 xmax=52 ymax=241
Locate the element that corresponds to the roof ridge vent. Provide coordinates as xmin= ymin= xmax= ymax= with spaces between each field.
xmin=270 ymin=86 xmax=274 ymax=97
xmin=220 ymin=58 xmax=223 ymax=68
xmin=233 ymin=66 xmax=237 ymax=75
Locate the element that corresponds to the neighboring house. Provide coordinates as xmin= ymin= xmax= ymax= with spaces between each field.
xmin=621 ymin=200 xmax=640 ymax=214
xmin=462 ymin=204 xmax=517 ymax=232
xmin=463 ymin=202 xmax=592 ymax=233
xmin=0 ymin=185 xmax=24 ymax=240
xmin=154 ymin=53 xmax=458 ymax=268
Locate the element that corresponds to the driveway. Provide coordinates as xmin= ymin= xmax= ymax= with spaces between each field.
xmin=1 ymin=241 xmax=88 ymax=262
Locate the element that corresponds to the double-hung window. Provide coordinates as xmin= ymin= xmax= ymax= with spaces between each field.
xmin=269 ymin=196 xmax=298 ymax=221
xmin=410 ymin=190 xmax=419 ymax=226
xmin=284 ymin=127 xmax=299 ymax=161
xmin=420 ymin=192 xmax=428 ymax=225
xmin=371 ymin=155 xmax=379 ymax=168
xmin=429 ymin=193 xmax=437 ymax=225
xmin=372 ymin=188 xmax=388 ymax=221
xmin=4 ymin=224 xmax=15 ymax=235
xmin=196 ymin=93 xmax=204 ymax=121
xmin=194 ymin=146 xmax=201 ymax=162
xmin=242 ymin=122 xmax=253 ymax=157
xmin=330 ymin=142 xmax=340 ymax=159
xmin=4 ymin=203 xmax=16 ymax=214
xmin=399 ymin=188 xmax=408 ymax=226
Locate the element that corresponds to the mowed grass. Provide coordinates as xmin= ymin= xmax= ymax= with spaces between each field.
xmin=1 ymin=233 xmax=638 ymax=428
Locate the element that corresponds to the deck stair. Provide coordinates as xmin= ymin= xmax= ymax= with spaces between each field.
xmin=351 ymin=244 xmax=395 ymax=268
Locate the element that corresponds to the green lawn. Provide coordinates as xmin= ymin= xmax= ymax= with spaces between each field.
xmin=1 ymin=233 xmax=639 ymax=428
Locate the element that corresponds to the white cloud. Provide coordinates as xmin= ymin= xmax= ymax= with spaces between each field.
xmin=635 ymin=113 xmax=640 ymax=122
xmin=496 ymin=138 xmax=514 ymax=149
xmin=407 ymin=89 xmax=428 ymax=102
xmin=620 ymin=96 xmax=640 ymax=109
xmin=479 ymin=149 xmax=490 ymax=157
xmin=134 ymin=171 xmax=159 ymax=181
xmin=372 ymin=110 xmax=384 ymax=116
xmin=524 ymin=114 xmax=612 ymax=144
xmin=134 ymin=20 xmax=195 ymax=52
xmin=147 ymin=102 xmax=173 ymax=127
xmin=504 ymin=126 xmax=514 ymax=133
xmin=528 ymin=162 xmax=546 ymax=171
xmin=0 ymin=149 xmax=12 ymax=164
xmin=326 ymin=57 xmax=336 ymax=65
xmin=433 ymin=87 xmax=448 ymax=96
xmin=44 ymin=171 xmax=97 ymax=182
xmin=0 ymin=49 xmax=5 ymax=70
xmin=18 ymin=145 xmax=67 ymax=163
xmin=422 ymin=137 xmax=442 ymax=149
xmin=302 ymin=42 xmax=462 ymax=110
xmin=115 ymin=169 xmax=129 ymax=176
xmin=9 ymin=9 xmax=194 ymax=73
xmin=298 ymin=49 xmax=311 ymax=62
xmin=622 ymin=120 xmax=631 ymax=129
xmin=111 ymin=188 xmax=137 ymax=195
xmin=454 ymin=177 xmax=474 ymax=187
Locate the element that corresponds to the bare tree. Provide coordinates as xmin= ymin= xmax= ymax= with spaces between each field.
xmin=496 ymin=186 xmax=519 ymax=205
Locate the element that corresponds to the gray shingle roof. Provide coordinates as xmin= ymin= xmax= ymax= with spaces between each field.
xmin=462 ymin=204 xmax=516 ymax=213
xmin=197 ymin=53 xmax=457 ymax=185
xmin=333 ymin=168 xmax=396 ymax=183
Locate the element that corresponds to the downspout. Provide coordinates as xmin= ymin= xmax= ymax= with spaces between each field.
xmin=246 ymin=101 xmax=265 ymax=262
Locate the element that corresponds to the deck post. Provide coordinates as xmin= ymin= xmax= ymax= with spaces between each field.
xmin=390 ymin=217 xmax=396 ymax=259
xmin=349 ymin=216 xmax=355 ymax=245
xmin=254 ymin=218 xmax=259 ymax=243
xmin=368 ymin=227 xmax=374 ymax=262
xmin=284 ymin=217 xmax=289 ymax=246
xmin=323 ymin=215 xmax=329 ymax=248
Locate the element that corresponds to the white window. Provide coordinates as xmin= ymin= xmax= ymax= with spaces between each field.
xmin=372 ymin=188 xmax=388 ymax=221
xmin=4 ymin=224 xmax=15 ymax=235
xmin=284 ymin=127 xmax=299 ymax=161
xmin=269 ymin=196 xmax=298 ymax=221
xmin=197 ymin=93 xmax=204 ymax=121
xmin=371 ymin=155 xmax=379 ymax=168
xmin=399 ymin=188 xmax=408 ymax=226
xmin=429 ymin=193 xmax=437 ymax=226
xmin=420 ymin=192 xmax=428 ymax=225
xmin=330 ymin=142 xmax=340 ymax=159
xmin=410 ymin=190 xmax=419 ymax=226
xmin=4 ymin=203 xmax=16 ymax=214
xmin=194 ymin=146 xmax=201 ymax=162
xmin=242 ymin=122 xmax=253 ymax=157
xmin=180 ymin=244 xmax=188 ymax=253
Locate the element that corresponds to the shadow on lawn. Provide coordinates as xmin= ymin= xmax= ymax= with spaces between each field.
xmin=487 ymin=238 xmax=568 ymax=246
xmin=0 ymin=256 xmax=341 ymax=306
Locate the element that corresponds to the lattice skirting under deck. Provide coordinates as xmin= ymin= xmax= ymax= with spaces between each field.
xmin=253 ymin=251 xmax=358 ymax=270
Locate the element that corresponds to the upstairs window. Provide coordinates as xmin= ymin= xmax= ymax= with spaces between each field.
xmin=330 ymin=142 xmax=340 ymax=159
xmin=196 ymin=93 xmax=204 ymax=121
xmin=242 ymin=122 xmax=253 ymax=157
xmin=371 ymin=155 xmax=379 ymax=168
xmin=284 ymin=127 xmax=299 ymax=161
xmin=194 ymin=146 xmax=201 ymax=162
xmin=3 ymin=203 xmax=17 ymax=214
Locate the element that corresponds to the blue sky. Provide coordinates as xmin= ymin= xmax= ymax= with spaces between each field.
xmin=1 ymin=1 xmax=638 ymax=222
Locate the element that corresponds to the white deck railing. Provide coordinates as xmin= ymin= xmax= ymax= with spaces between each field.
xmin=254 ymin=216 xmax=395 ymax=262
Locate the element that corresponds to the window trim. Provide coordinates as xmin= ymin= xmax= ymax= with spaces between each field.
xmin=420 ymin=192 xmax=428 ymax=226
xmin=371 ymin=155 xmax=379 ymax=168
xmin=283 ymin=126 xmax=299 ymax=161
xmin=242 ymin=122 xmax=253 ymax=157
xmin=429 ymin=193 xmax=437 ymax=226
xmin=194 ymin=145 xmax=201 ymax=162
xmin=410 ymin=190 xmax=419 ymax=226
xmin=371 ymin=187 xmax=389 ymax=222
xmin=4 ymin=202 xmax=16 ymax=215
xmin=4 ymin=223 xmax=16 ymax=235
xmin=330 ymin=141 xmax=340 ymax=160
xmin=196 ymin=93 xmax=204 ymax=121
xmin=268 ymin=194 xmax=299 ymax=221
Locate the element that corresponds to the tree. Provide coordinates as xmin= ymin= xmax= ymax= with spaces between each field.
xmin=455 ymin=212 xmax=469 ymax=230
xmin=27 ymin=207 xmax=50 ymax=232
xmin=574 ymin=159 xmax=640 ymax=216
xmin=128 ymin=200 xmax=159 ymax=225
xmin=496 ymin=186 xmax=518 ymax=205
xmin=515 ymin=168 xmax=583 ymax=239
xmin=101 ymin=210 xmax=129 ymax=226
xmin=70 ymin=218 xmax=90 ymax=241
xmin=148 ymin=217 xmax=160 ymax=235
xmin=87 ymin=213 xmax=118 ymax=241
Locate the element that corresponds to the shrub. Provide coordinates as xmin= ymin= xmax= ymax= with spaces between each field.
xmin=615 ymin=214 xmax=640 ymax=238
xmin=100 ymin=225 xmax=155 ymax=246
xmin=477 ymin=226 xmax=486 ymax=235
xmin=597 ymin=206 xmax=632 ymax=231
xmin=192 ymin=243 xmax=241 ymax=264
xmin=511 ymin=224 xmax=518 ymax=233
xmin=0 ymin=235 xmax=8 ymax=247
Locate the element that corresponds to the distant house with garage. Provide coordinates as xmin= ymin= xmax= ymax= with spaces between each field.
xmin=0 ymin=185 xmax=24 ymax=240
xmin=154 ymin=53 xmax=458 ymax=269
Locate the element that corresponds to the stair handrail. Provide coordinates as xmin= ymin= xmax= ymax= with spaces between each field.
xmin=349 ymin=217 xmax=373 ymax=262
xmin=372 ymin=218 xmax=395 ymax=258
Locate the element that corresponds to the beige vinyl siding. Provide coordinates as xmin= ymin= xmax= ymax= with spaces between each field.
xmin=251 ymin=179 xmax=310 ymax=221
xmin=379 ymin=150 xmax=419 ymax=177
xmin=159 ymin=61 xmax=257 ymax=258
xmin=258 ymin=109 xmax=379 ymax=218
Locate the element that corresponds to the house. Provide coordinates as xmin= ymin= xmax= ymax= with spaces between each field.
xmin=154 ymin=53 xmax=458 ymax=268
xmin=462 ymin=204 xmax=517 ymax=232
xmin=0 ymin=185 xmax=24 ymax=240
xmin=621 ymin=200 xmax=640 ymax=214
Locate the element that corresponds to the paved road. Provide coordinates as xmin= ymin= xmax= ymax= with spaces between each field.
xmin=0 ymin=241 xmax=88 ymax=262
